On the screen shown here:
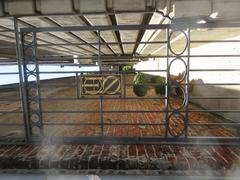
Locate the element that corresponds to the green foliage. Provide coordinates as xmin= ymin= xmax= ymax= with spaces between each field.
xmin=133 ymin=72 xmax=148 ymax=97
xmin=150 ymin=76 xmax=165 ymax=83
xmin=155 ymin=84 xmax=165 ymax=95
xmin=133 ymin=84 xmax=148 ymax=97
xmin=122 ymin=65 xmax=132 ymax=71
xmin=150 ymin=75 xmax=166 ymax=95
xmin=133 ymin=72 xmax=150 ymax=84
xmin=133 ymin=72 xmax=144 ymax=84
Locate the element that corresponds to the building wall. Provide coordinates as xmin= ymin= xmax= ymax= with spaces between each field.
xmin=135 ymin=36 xmax=240 ymax=122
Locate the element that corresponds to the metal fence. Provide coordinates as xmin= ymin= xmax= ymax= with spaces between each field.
xmin=0 ymin=19 xmax=240 ymax=145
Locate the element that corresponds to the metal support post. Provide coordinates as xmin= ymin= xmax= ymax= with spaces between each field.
xmin=14 ymin=17 xmax=30 ymax=143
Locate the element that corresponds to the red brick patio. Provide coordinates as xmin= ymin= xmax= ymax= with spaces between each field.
xmin=0 ymin=79 xmax=239 ymax=173
xmin=0 ymin=85 xmax=238 ymax=138
xmin=0 ymin=144 xmax=239 ymax=174
xmin=39 ymin=87 xmax=237 ymax=138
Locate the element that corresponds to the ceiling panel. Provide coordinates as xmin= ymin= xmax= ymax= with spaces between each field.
xmin=50 ymin=16 xmax=113 ymax=55
xmin=86 ymin=15 xmax=122 ymax=54
xmin=116 ymin=13 xmax=143 ymax=54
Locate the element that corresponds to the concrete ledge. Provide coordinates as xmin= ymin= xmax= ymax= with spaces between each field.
xmin=213 ymin=0 xmax=240 ymax=20
xmin=1 ymin=0 xmax=166 ymax=16
xmin=79 ymin=0 xmax=106 ymax=13
xmin=174 ymin=0 xmax=211 ymax=18
xmin=113 ymin=0 xmax=146 ymax=11
xmin=5 ymin=0 xmax=36 ymax=15
xmin=0 ymin=1 xmax=4 ymax=16
xmin=40 ymin=0 xmax=74 ymax=14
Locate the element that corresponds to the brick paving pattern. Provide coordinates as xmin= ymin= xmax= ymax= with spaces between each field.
xmin=0 ymin=144 xmax=239 ymax=172
xmin=39 ymin=87 xmax=237 ymax=137
xmin=0 ymin=77 xmax=239 ymax=173
xmin=0 ymin=86 xmax=238 ymax=138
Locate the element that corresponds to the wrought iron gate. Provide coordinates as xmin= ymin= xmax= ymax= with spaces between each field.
xmin=16 ymin=24 xmax=240 ymax=145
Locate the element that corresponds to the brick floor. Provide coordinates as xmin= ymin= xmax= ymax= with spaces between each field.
xmin=39 ymin=87 xmax=237 ymax=137
xmin=0 ymin=78 xmax=240 ymax=173
xmin=0 ymin=144 xmax=239 ymax=172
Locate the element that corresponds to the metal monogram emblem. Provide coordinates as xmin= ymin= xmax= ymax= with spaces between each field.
xmin=81 ymin=75 xmax=121 ymax=95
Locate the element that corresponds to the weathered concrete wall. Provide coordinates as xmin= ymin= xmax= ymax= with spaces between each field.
xmin=190 ymin=79 xmax=240 ymax=122
xmin=188 ymin=36 xmax=240 ymax=122
xmin=174 ymin=0 xmax=240 ymax=21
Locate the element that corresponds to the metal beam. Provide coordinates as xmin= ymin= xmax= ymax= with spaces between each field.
xmin=17 ymin=18 xmax=92 ymax=55
xmin=21 ymin=24 xmax=171 ymax=33
xmin=0 ymin=28 xmax=73 ymax=57
xmin=43 ymin=17 xmax=101 ymax=55
xmin=20 ymin=22 xmax=240 ymax=33
xmin=109 ymin=14 xmax=125 ymax=54
xmin=132 ymin=12 xmax=153 ymax=54
xmin=79 ymin=16 xmax=116 ymax=55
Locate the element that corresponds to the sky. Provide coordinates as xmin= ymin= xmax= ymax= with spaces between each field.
xmin=0 ymin=65 xmax=99 ymax=85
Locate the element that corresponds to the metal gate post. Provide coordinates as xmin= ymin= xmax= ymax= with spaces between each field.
xmin=166 ymin=28 xmax=190 ymax=138
xmin=21 ymin=31 xmax=43 ymax=141
xmin=14 ymin=17 xmax=31 ymax=143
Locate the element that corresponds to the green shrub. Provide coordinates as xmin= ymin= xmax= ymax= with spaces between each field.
xmin=150 ymin=76 xmax=165 ymax=83
xmin=122 ymin=65 xmax=132 ymax=71
xmin=133 ymin=72 xmax=148 ymax=97
xmin=150 ymin=75 xmax=166 ymax=95
xmin=133 ymin=84 xmax=148 ymax=97
xmin=155 ymin=84 xmax=165 ymax=95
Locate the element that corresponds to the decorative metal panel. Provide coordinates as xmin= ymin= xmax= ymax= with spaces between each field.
xmin=80 ymin=74 xmax=122 ymax=96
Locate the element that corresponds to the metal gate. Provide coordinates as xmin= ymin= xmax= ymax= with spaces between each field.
xmin=17 ymin=23 xmax=240 ymax=145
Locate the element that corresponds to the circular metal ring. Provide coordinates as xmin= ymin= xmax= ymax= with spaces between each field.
xmin=24 ymin=46 xmax=35 ymax=58
xmin=169 ymin=30 xmax=188 ymax=56
xmin=168 ymin=57 xmax=187 ymax=83
xmin=168 ymin=84 xmax=187 ymax=110
xmin=30 ymin=112 xmax=40 ymax=123
xmin=28 ymin=87 xmax=38 ymax=98
xmin=26 ymin=64 xmax=36 ymax=72
xmin=23 ymin=32 xmax=34 ymax=46
xmin=32 ymin=126 xmax=41 ymax=135
xmin=30 ymin=101 xmax=39 ymax=111
xmin=167 ymin=112 xmax=186 ymax=137
xmin=103 ymin=76 xmax=121 ymax=95
xmin=27 ymin=74 xmax=37 ymax=82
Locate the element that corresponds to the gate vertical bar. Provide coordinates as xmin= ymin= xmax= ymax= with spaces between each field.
xmin=100 ymin=96 xmax=104 ymax=136
xmin=185 ymin=28 xmax=191 ymax=138
xmin=14 ymin=17 xmax=30 ymax=143
xmin=165 ymin=27 xmax=170 ymax=137
xmin=123 ymin=72 xmax=126 ymax=98
xmin=76 ymin=72 xmax=80 ymax=99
